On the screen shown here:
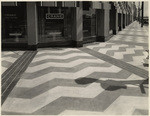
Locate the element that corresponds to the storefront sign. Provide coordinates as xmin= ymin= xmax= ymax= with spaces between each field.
xmin=46 ymin=13 xmax=64 ymax=19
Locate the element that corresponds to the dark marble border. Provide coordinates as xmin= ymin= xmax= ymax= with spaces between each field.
xmin=79 ymin=47 xmax=148 ymax=79
xmin=1 ymin=51 xmax=37 ymax=105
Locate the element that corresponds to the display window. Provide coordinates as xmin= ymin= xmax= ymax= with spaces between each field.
xmin=38 ymin=7 xmax=72 ymax=43
xmin=83 ymin=8 xmax=96 ymax=39
xmin=2 ymin=3 xmax=27 ymax=43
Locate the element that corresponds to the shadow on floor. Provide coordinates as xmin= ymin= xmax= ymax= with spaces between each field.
xmin=75 ymin=77 xmax=148 ymax=92
xmin=143 ymin=63 xmax=149 ymax=67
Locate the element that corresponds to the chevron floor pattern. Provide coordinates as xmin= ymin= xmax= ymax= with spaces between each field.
xmin=85 ymin=21 xmax=149 ymax=71
xmin=1 ymin=21 xmax=149 ymax=115
xmin=2 ymin=47 xmax=148 ymax=115
xmin=1 ymin=51 xmax=25 ymax=74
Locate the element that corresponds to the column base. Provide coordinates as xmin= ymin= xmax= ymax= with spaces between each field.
xmin=113 ymin=30 xmax=118 ymax=35
xmin=96 ymin=34 xmax=113 ymax=42
xmin=96 ymin=36 xmax=105 ymax=42
xmin=123 ymin=25 xmax=126 ymax=28
xmin=73 ymin=41 xmax=83 ymax=47
xmin=119 ymin=26 xmax=122 ymax=31
xmin=28 ymin=45 xmax=38 ymax=51
xmin=2 ymin=43 xmax=28 ymax=50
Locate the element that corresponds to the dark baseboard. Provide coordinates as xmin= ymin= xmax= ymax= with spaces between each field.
xmin=123 ymin=25 xmax=125 ymax=28
xmin=83 ymin=37 xmax=96 ymax=44
xmin=72 ymin=41 xmax=83 ymax=47
xmin=28 ymin=45 xmax=38 ymax=51
xmin=96 ymin=36 xmax=105 ymax=42
xmin=2 ymin=43 xmax=28 ymax=51
xmin=113 ymin=30 xmax=118 ymax=35
xmin=96 ymin=34 xmax=114 ymax=42
xmin=38 ymin=41 xmax=73 ymax=48
xmin=119 ymin=26 xmax=122 ymax=31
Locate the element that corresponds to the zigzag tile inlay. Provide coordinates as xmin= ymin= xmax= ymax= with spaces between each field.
xmin=104 ymin=96 xmax=148 ymax=115
xmin=88 ymin=70 xmax=132 ymax=79
xmin=60 ymin=96 xmax=148 ymax=115
xmin=86 ymin=39 xmax=148 ymax=70
xmin=2 ymin=54 xmax=19 ymax=58
xmin=1 ymin=61 xmax=13 ymax=68
xmin=33 ymin=52 xmax=92 ymax=62
xmin=23 ymin=63 xmax=121 ymax=79
xmin=122 ymin=50 xmax=146 ymax=62
xmin=2 ymin=52 xmax=14 ymax=56
xmin=37 ymin=48 xmax=80 ymax=54
xmin=32 ymin=87 xmax=148 ymax=115
xmin=109 ymin=40 xmax=148 ymax=47
xmin=132 ymin=109 xmax=148 ymax=115
xmin=29 ymin=56 xmax=97 ymax=67
xmin=80 ymin=48 xmax=148 ymax=79
xmin=87 ymin=43 xmax=116 ymax=51
xmin=86 ymin=43 xmax=115 ymax=50
xmin=26 ymin=59 xmax=106 ymax=73
xmin=15 ymin=69 xmax=133 ymax=92
xmin=113 ymin=49 xmax=146 ymax=61
xmin=10 ymin=73 xmax=145 ymax=99
xmin=118 ymin=34 xmax=148 ymax=37
xmin=1 ymin=51 xmax=25 ymax=74
xmin=105 ymin=46 xmax=127 ymax=56
xmin=60 ymin=110 xmax=107 ymax=115
xmin=36 ymin=50 xmax=83 ymax=57
xmin=97 ymin=45 xmax=129 ymax=53
xmin=17 ymin=65 xmax=121 ymax=87
xmin=2 ymin=22 xmax=148 ymax=115
xmin=2 ymin=67 xmax=7 ymax=74
xmin=2 ymin=83 xmax=104 ymax=113
xmin=2 ymin=57 xmax=17 ymax=62
xmin=99 ymin=45 xmax=143 ymax=55
xmin=1 ymin=51 xmax=37 ymax=105
xmin=2 ymin=77 xmax=148 ymax=115
xmin=9 ymin=78 xmax=90 ymax=99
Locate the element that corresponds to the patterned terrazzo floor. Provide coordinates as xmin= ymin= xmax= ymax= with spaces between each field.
xmin=85 ymin=21 xmax=149 ymax=71
xmin=1 ymin=21 xmax=149 ymax=115
xmin=1 ymin=51 xmax=25 ymax=74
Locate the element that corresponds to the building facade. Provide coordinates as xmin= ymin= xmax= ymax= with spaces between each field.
xmin=1 ymin=1 xmax=137 ymax=50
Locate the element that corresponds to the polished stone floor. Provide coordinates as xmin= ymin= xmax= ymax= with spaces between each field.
xmin=1 ymin=21 xmax=149 ymax=115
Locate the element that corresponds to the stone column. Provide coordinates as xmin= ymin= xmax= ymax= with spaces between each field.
xmin=123 ymin=13 xmax=126 ymax=28
xmin=112 ymin=8 xmax=118 ymax=34
xmin=129 ymin=14 xmax=131 ymax=24
xmin=141 ymin=1 xmax=144 ymax=27
xmin=128 ymin=14 xmax=129 ymax=25
xmin=96 ymin=2 xmax=110 ymax=42
xmin=130 ymin=14 xmax=132 ymax=24
xmin=27 ymin=2 xmax=38 ymax=50
xmin=126 ymin=13 xmax=128 ymax=26
xmin=127 ymin=14 xmax=128 ymax=25
xmin=72 ymin=2 xmax=83 ymax=47
xmin=118 ymin=12 xmax=123 ymax=31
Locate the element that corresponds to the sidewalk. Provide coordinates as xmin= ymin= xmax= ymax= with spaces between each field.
xmin=1 ymin=21 xmax=149 ymax=115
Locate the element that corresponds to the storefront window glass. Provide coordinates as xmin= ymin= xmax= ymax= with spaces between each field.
xmin=38 ymin=7 xmax=72 ymax=43
xmin=2 ymin=3 xmax=27 ymax=43
xmin=83 ymin=8 xmax=96 ymax=39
